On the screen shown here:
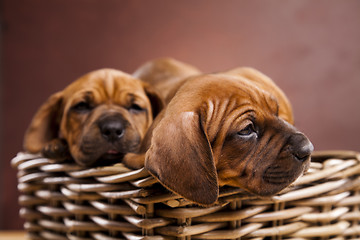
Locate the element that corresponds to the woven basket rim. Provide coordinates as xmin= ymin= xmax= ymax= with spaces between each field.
xmin=12 ymin=150 xmax=360 ymax=240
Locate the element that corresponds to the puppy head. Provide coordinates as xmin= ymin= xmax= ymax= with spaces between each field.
xmin=145 ymin=68 xmax=313 ymax=205
xmin=24 ymin=69 xmax=163 ymax=166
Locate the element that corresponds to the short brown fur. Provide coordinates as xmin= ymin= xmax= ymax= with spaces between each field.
xmin=24 ymin=69 xmax=164 ymax=167
xmin=131 ymin=58 xmax=313 ymax=205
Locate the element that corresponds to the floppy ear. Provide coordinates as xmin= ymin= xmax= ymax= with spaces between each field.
xmin=23 ymin=92 xmax=63 ymax=153
xmin=145 ymin=111 xmax=219 ymax=206
xmin=142 ymin=82 xmax=165 ymax=119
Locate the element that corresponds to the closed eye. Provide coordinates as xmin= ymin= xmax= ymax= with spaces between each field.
xmin=71 ymin=101 xmax=93 ymax=113
xmin=129 ymin=103 xmax=146 ymax=113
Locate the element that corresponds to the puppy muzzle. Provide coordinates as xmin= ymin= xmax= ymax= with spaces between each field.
xmin=98 ymin=115 xmax=127 ymax=143
xmin=288 ymin=133 xmax=314 ymax=162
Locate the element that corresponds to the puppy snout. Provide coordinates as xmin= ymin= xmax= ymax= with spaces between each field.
xmin=98 ymin=116 xmax=125 ymax=142
xmin=289 ymin=133 xmax=314 ymax=162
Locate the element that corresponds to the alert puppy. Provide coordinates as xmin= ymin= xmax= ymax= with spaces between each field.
xmin=24 ymin=69 xmax=163 ymax=167
xmin=131 ymin=58 xmax=313 ymax=205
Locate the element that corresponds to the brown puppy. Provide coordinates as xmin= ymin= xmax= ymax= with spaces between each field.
xmin=133 ymin=58 xmax=313 ymax=205
xmin=24 ymin=69 xmax=163 ymax=167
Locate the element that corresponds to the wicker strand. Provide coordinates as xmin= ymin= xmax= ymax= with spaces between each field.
xmin=11 ymin=150 xmax=360 ymax=239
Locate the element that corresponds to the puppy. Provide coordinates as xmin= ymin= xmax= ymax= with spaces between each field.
xmin=132 ymin=58 xmax=313 ymax=205
xmin=23 ymin=69 xmax=163 ymax=167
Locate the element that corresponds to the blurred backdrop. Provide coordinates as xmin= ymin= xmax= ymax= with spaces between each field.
xmin=1 ymin=0 xmax=359 ymax=229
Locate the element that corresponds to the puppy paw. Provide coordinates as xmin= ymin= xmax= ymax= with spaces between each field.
xmin=42 ymin=138 xmax=71 ymax=162
xmin=122 ymin=153 xmax=145 ymax=169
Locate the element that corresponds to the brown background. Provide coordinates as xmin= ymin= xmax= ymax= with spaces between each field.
xmin=1 ymin=0 xmax=360 ymax=230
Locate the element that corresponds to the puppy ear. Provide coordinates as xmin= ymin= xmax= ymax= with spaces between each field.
xmin=142 ymin=82 xmax=165 ymax=118
xmin=23 ymin=92 xmax=63 ymax=153
xmin=145 ymin=111 xmax=219 ymax=206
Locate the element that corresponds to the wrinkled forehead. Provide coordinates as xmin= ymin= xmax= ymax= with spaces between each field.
xmin=185 ymin=74 xmax=279 ymax=110
xmin=62 ymin=69 xmax=146 ymax=100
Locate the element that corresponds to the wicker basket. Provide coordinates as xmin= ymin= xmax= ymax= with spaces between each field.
xmin=11 ymin=150 xmax=360 ymax=240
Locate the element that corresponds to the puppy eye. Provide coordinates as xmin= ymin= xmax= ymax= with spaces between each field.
xmin=72 ymin=101 xmax=92 ymax=112
xmin=129 ymin=103 xmax=145 ymax=112
xmin=237 ymin=123 xmax=256 ymax=136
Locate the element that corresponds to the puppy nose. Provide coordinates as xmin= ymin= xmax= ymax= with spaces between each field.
xmin=289 ymin=133 xmax=314 ymax=162
xmin=99 ymin=119 xmax=124 ymax=142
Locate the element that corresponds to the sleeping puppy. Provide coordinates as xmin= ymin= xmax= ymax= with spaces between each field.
xmin=23 ymin=69 xmax=163 ymax=167
xmin=131 ymin=58 xmax=313 ymax=205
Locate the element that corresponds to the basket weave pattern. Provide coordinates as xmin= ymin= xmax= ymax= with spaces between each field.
xmin=12 ymin=150 xmax=360 ymax=239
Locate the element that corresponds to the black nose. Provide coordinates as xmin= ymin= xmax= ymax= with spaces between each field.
xmin=98 ymin=117 xmax=125 ymax=142
xmin=289 ymin=133 xmax=314 ymax=162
